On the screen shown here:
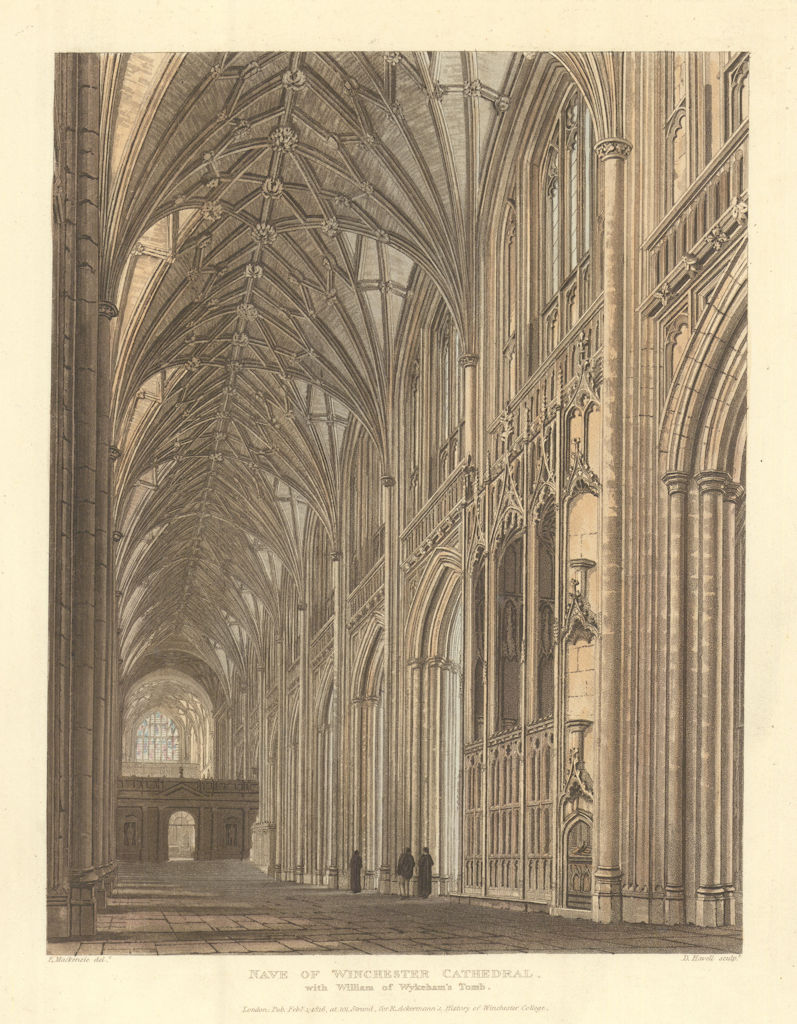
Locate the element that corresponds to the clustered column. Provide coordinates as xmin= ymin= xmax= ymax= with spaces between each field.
xmin=663 ymin=471 xmax=688 ymax=924
xmin=695 ymin=472 xmax=730 ymax=926
xmin=296 ymin=601 xmax=308 ymax=883
xmin=95 ymin=300 xmax=119 ymax=910
xmin=48 ymin=53 xmax=118 ymax=939
xmin=663 ymin=469 xmax=743 ymax=927
xmin=593 ymin=135 xmax=632 ymax=924
xmin=379 ymin=474 xmax=397 ymax=893
xmin=460 ymin=353 xmax=480 ymax=460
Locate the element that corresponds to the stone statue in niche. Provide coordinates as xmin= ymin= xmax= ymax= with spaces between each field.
xmin=502 ymin=599 xmax=519 ymax=659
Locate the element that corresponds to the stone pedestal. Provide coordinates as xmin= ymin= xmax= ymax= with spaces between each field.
xmin=250 ymin=821 xmax=276 ymax=870
xmin=47 ymin=892 xmax=70 ymax=939
xmin=69 ymin=875 xmax=99 ymax=938
xmin=695 ymin=885 xmax=728 ymax=928
xmin=593 ymin=867 xmax=623 ymax=924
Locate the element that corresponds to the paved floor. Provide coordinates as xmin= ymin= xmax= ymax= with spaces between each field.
xmin=46 ymin=861 xmax=742 ymax=956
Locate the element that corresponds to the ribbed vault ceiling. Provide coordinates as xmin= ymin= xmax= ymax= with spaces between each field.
xmin=106 ymin=50 xmax=544 ymax=696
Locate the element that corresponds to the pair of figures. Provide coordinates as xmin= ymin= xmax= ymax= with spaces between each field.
xmin=348 ymin=847 xmax=435 ymax=897
xmin=396 ymin=846 xmax=434 ymax=899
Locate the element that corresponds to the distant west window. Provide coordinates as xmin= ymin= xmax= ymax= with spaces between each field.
xmin=135 ymin=710 xmax=180 ymax=761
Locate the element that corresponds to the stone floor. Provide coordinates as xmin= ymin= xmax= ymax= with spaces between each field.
xmin=46 ymin=861 xmax=743 ymax=955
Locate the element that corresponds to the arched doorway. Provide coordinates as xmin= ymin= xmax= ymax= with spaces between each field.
xmin=168 ymin=811 xmax=196 ymax=861
xmin=565 ymin=817 xmax=593 ymax=909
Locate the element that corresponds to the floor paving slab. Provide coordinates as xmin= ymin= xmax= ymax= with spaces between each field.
xmin=45 ymin=861 xmax=742 ymax=956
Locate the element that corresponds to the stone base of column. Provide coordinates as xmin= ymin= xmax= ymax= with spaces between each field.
xmin=378 ymin=866 xmax=392 ymax=895
xmin=94 ymin=864 xmax=114 ymax=911
xmin=47 ymin=891 xmax=70 ymax=939
xmin=311 ymin=870 xmax=324 ymax=885
xmin=724 ymin=887 xmax=738 ymax=926
xmin=725 ymin=884 xmax=737 ymax=925
xmin=433 ymin=875 xmax=449 ymax=897
xmin=250 ymin=823 xmax=275 ymax=870
xmin=294 ymin=865 xmax=304 ymax=885
xmin=326 ymin=868 xmax=339 ymax=890
xmin=592 ymin=867 xmax=623 ymax=924
xmin=664 ymin=886 xmax=685 ymax=926
xmin=695 ymin=885 xmax=730 ymax=927
xmin=69 ymin=881 xmax=98 ymax=938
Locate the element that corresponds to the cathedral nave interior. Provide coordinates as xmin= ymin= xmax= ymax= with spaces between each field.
xmin=48 ymin=49 xmax=747 ymax=947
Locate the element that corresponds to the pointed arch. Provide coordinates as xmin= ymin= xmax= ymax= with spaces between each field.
xmin=660 ymin=245 xmax=747 ymax=477
xmin=404 ymin=549 xmax=462 ymax=663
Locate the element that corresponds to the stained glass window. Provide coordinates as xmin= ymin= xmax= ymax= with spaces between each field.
xmin=135 ymin=710 xmax=180 ymax=761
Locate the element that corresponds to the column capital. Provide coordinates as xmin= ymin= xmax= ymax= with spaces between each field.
xmin=109 ymin=445 xmax=122 ymax=461
xmin=696 ymin=470 xmax=730 ymax=495
xmin=331 ymin=550 xmax=342 ymax=562
xmin=595 ymin=137 xmax=632 ymax=161
xmin=459 ymin=352 xmax=479 ymax=369
xmin=112 ymin=530 xmax=123 ymax=543
xmin=297 ymin=601 xmax=307 ymax=612
xmin=724 ymin=480 xmax=745 ymax=504
xmin=99 ymin=300 xmax=120 ymax=320
xmin=662 ymin=470 xmax=689 ymax=495
xmin=381 ymin=474 xmax=395 ymax=488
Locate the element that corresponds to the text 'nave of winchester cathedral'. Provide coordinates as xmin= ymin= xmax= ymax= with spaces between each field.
xmin=48 ymin=51 xmax=747 ymax=944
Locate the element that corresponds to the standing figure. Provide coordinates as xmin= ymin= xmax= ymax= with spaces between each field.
xmin=396 ymin=847 xmax=415 ymax=899
xmin=349 ymin=849 xmax=363 ymax=893
xmin=417 ymin=846 xmax=434 ymax=898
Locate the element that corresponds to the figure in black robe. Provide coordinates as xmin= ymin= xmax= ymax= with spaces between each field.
xmin=396 ymin=847 xmax=415 ymax=898
xmin=418 ymin=847 xmax=434 ymax=898
xmin=349 ymin=850 xmax=363 ymax=893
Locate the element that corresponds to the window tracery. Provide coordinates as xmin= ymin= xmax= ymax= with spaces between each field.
xmin=349 ymin=431 xmax=383 ymax=586
xmin=500 ymin=203 xmax=518 ymax=408
xmin=539 ymin=95 xmax=595 ymax=365
xmin=665 ymin=53 xmax=689 ymax=208
xmin=471 ymin=561 xmax=486 ymax=743
xmin=135 ymin=710 xmax=180 ymax=762
xmin=496 ymin=535 xmax=523 ymax=732
xmin=407 ymin=304 xmax=463 ymax=502
xmin=726 ymin=53 xmax=749 ymax=137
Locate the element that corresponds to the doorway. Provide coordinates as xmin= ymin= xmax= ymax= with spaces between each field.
xmin=565 ymin=818 xmax=592 ymax=909
xmin=168 ymin=810 xmax=196 ymax=860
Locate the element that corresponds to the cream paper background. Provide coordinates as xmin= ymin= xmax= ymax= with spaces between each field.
xmin=1 ymin=1 xmax=794 ymax=1020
